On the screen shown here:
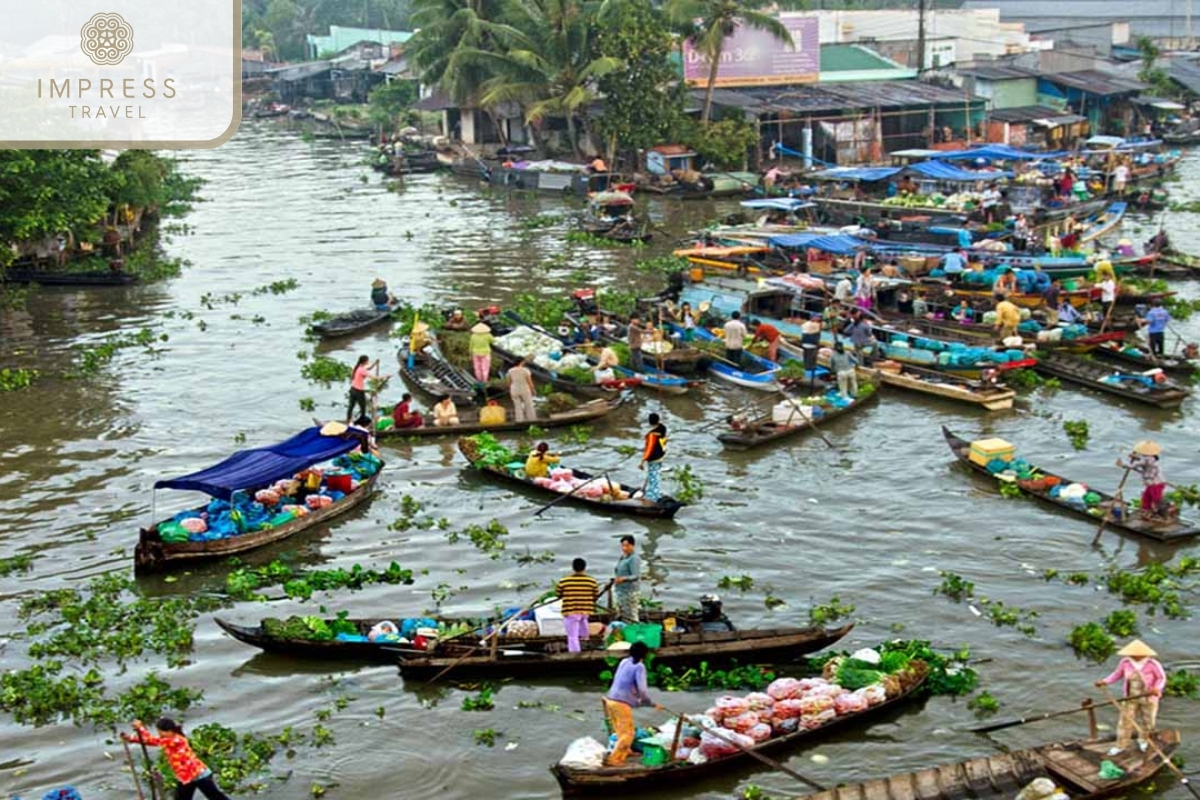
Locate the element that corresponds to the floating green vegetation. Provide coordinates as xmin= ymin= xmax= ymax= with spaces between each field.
xmin=808 ymin=596 xmax=855 ymax=626
xmin=224 ymin=559 xmax=415 ymax=601
xmin=1004 ymin=369 xmax=1060 ymax=391
xmin=565 ymin=230 xmax=645 ymax=247
xmin=968 ymin=690 xmax=1001 ymax=717
xmin=473 ymin=728 xmax=498 ymax=746
xmin=1103 ymin=609 xmax=1139 ymax=637
xmin=1102 ymin=557 xmax=1199 ymax=619
xmin=1166 ymin=669 xmax=1199 ymax=699
xmin=673 ymin=464 xmax=704 ymax=504
xmin=934 ymin=571 xmax=975 ymax=601
xmin=0 ymin=367 xmax=37 ymax=392
xmin=933 ymin=571 xmax=1038 ymax=636
xmin=558 ymin=424 xmax=592 ymax=445
xmin=1063 ymin=419 xmax=1090 ymax=450
xmin=0 ymin=553 xmax=36 ymax=576
xmin=510 ymin=292 xmax=574 ymax=329
xmin=446 ymin=519 xmax=509 ymax=559
xmin=634 ymin=255 xmax=690 ymax=277
xmin=717 ymin=574 xmax=754 ymax=592
xmin=300 ymin=355 xmax=352 ymax=386
xmin=70 ymin=327 xmax=168 ymax=377
xmin=1068 ymin=622 xmax=1116 ymax=663
xmin=461 ymin=684 xmax=496 ymax=711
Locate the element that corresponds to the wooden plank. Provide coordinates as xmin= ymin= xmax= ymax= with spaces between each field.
xmin=859 ymin=778 xmax=892 ymax=800
xmin=986 ymin=756 xmax=1024 ymax=795
xmin=885 ymin=772 xmax=919 ymax=800
xmin=935 ymin=762 xmax=972 ymax=799
xmin=834 ymin=782 xmax=866 ymax=800
xmin=964 ymin=757 xmax=1002 ymax=794
xmin=1042 ymin=749 xmax=1102 ymax=793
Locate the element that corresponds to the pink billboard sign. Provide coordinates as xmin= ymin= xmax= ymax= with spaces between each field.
xmin=683 ymin=16 xmax=819 ymax=88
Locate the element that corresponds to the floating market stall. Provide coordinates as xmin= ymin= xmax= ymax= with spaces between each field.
xmin=134 ymin=426 xmax=384 ymax=572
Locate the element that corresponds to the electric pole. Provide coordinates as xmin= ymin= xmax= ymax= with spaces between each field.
xmin=916 ymin=0 xmax=927 ymax=72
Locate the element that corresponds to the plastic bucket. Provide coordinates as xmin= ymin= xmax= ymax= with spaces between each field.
xmin=325 ymin=473 xmax=352 ymax=493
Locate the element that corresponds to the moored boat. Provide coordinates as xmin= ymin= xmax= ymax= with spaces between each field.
xmin=311 ymin=303 xmax=399 ymax=339
xmin=785 ymin=729 xmax=1180 ymax=800
xmin=684 ymin=324 xmax=780 ymax=390
xmin=718 ymin=383 xmax=879 ymax=451
xmin=458 ymin=435 xmax=683 ymax=519
xmin=864 ymin=363 xmax=1016 ymax=411
xmin=378 ymin=397 xmax=623 ymax=439
xmin=1030 ymin=351 xmax=1191 ymax=409
xmin=1091 ymin=340 xmax=1199 ymax=377
xmin=943 ymin=427 xmax=1198 ymax=540
xmin=397 ymin=336 xmax=482 ymax=406
xmin=1 ymin=267 xmax=138 ymax=286
xmin=134 ymin=426 xmax=384 ymax=572
xmin=579 ymin=191 xmax=651 ymax=243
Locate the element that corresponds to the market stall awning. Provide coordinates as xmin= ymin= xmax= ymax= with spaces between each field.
xmin=809 ymin=166 xmax=901 ymax=182
xmin=767 ymin=233 xmax=867 ymax=255
xmin=907 ymin=161 xmax=1013 ymax=182
xmin=155 ymin=427 xmax=361 ymax=499
xmin=740 ymin=198 xmax=816 ymax=211
xmin=934 ymin=144 xmax=1066 ymax=161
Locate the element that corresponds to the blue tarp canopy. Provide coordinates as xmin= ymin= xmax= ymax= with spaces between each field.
xmin=740 ymin=198 xmax=815 ymax=211
xmin=908 ymin=161 xmax=1013 ymax=182
xmin=768 ymin=232 xmax=868 ymax=255
xmin=154 ymin=427 xmax=361 ymax=499
xmin=809 ymin=166 xmax=901 ymax=182
xmin=935 ymin=145 xmax=1067 ymax=161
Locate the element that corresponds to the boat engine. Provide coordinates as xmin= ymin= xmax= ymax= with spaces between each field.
xmin=699 ymin=594 xmax=734 ymax=632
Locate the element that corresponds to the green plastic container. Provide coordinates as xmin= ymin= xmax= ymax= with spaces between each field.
xmin=622 ymin=623 xmax=663 ymax=649
xmin=639 ymin=741 xmax=668 ymax=766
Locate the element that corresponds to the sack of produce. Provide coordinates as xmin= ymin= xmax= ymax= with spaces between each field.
xmin=687 ymin=748 xmax=708 ymax=764
xmin=773 ymin=699 xmax=805 ymax=720
xmin=180 ymin=517 xmax=208 ymax=534
xmin=157 ymin=521 xmax=190 ymax=544
xmin=723 ymin=711 xmax=759 ymax=733
xmin=560 ymin=737 xmax=608 ymax=769
xmin=771 ymin=716 xmax=800 ymax=736
xmin=800 ymin=709 xmax=837 ymax=730
xmin=766 ymin=677 xmax=802 ymax=701
xmin=700 ymin=729 xmax=754 ymax=759
xmin=863 ymin=684 xmax=888 ymax=706
xmin=255 ymin=488 xmax=281 ymax=506
xmin=714 ymin=696 xmax=750 ymax=717
xmin=747 ymin=723 xmax=772 ymax=743
xmin=744 ymin=692 xmax=775 ymax=712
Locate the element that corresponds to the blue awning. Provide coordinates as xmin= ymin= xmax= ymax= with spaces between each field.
xmin=908 ymin=161 xmax=1013 ymax=182
xmin=155 ymin=427 xmax=363 ymax=498
xmin=768 ymin=233 xmax=868 ymax=255
xmin=740 ymin=198 xmax=815 ymax=211
xmin=935 ymin=145 xmax=1067 ymax=161
xmin=809 ymin=166 xmax=901 ymax=182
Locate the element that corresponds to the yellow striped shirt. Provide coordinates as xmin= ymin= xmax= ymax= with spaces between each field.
xmin=556 ymin=573 xmax=599 ymax=615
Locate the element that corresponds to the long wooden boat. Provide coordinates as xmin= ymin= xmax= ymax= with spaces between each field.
xmin=789 ymin=729 xmax=1181 ymax=800
xmin=563 ymin=312 xmax=710 ymax=376
xmin=814 ymin=196 xmax=1108 ymax=227
xmin=1078 ymin=201 xmax=1126 ymax=244
xmin=1030 ymin=351 xmax=1191 ymax=409
xmin=458 ymin=437 xmax=683 ymax=519
xmin=491 ymin=343 xmax=624 ymax=400
xmin=311 ymin=303 xmax=398 ymax=339
xmin=1 ymin=267 xmax=138 ymax=286
xmin=552 ymin=662 xmax=929 ymax=795
xmin=402 ymin=622 xmax=854 ymax=680
xmin=881 ymin=315 xmax=1123 ymax=355
xmin=718 ymin=385 xmax=879 ymax=451
xmin=943 ymin=427 xmax=1198 ymax=540
xmin=378 ymin=397 xmax=622 ymax=439
xmin=684 ymin=324 xmax=780 ymax=390
xmin=864 ymin=364 xmax=1016 ymax=411
xmin=871 ymin=327 xmax=1038 ymax=380
xmin=1091 ymin=340 xmax=1198 ymax=377
xmin=1158 ymin=248 xmax=1200 ymax=274
xmin=135 ymin=470 xmax=381 ymax=572
xmin=218 ymin=612 xmax=852 ymax=668
xmin=397 ymin=338 xmax=481 ymax=406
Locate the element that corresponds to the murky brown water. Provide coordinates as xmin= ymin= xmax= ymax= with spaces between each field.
xmin=2 ymin=125 xmax=1199 ymax=800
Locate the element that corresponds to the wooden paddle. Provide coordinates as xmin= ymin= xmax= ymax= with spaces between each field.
xmin=779 ymin=391 xmax=837 ymax=450
xmin=965 ymin=692 xmax=1153 ymax=733
xmin=658 ymin=705 xmax=826 ymax=791
xmin=1094 ymin=466 xmax=1132 ymax=546
xmin=134 ymin=732 xmax=163 ymax=800
xmin=120 ymin=739 xmax=147 ymax=800
xmin=1098 ymin=684 xmax=1200 ymax=800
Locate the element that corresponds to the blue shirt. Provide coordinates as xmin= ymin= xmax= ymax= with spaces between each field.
xmin=1145 ymin=307 xmax=1170 ymax=334
xmin=957 ymin=229 xmax=973 ymax=249
xmin=606 ymin=657 xmax=653 ymax=708
xmin=614 ymin=553 xmax=639 ymax=597
xmin=942 ymin=252 xmax=966 ymax=274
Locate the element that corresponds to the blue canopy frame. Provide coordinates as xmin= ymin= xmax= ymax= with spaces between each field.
xmin=740 ymin=198 xmax=815 ymax=212
xmin=907 ymin=161 xmax=1013 ymax=182
xmin=154 ymin=426 xmax=362 ymax=499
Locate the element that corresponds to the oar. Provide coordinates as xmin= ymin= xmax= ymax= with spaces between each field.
xmin=658 ymin=705 xmax=825 ymax=791
xmin=1099 ymin=684 xmax=1200 ymax=800
xmin=121 ymin=739 xmax=147 ymax=800
xmin=779 ymin=391 xmax=837 ymax=450
xmin=965 ymin=692 xmax=1153 ymax=733
xmin=1094 ymin=467 xmax=1132 ymax=546
xmin=532 ymin=451 xmax=640 ymax=516
xmin=422 ymin=594 xmax=561 ymax=685
xmin=135 ymin=733 xmax=163 ymax=800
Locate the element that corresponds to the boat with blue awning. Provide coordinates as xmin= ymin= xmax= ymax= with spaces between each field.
xmin=134 ymin=425 xmax=384 ymax=572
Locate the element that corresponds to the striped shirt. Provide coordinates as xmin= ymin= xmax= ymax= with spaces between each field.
xmin=556 ymin=573 xmax=599 ymax=615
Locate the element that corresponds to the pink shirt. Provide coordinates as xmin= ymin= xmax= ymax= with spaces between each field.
xmin=1100 ymin=657 xmax=1166 ymax=697
xmin=351 ymin=364 xmax=370 ymax=391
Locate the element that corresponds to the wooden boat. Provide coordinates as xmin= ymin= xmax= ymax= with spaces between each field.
xmin=1091 ymin=340 xmax=1198 ymax=377
xmin=378 ymin=397 xmax=622 ymax=439
xmin=311 ymin=303 xmax=398 ymax=339
xmin=881 ymin=315 xmax=1123 ymax=355
xmin=718 ymin=385 xmax=879 ymax=451
xmin=1158 ymin=248 xmax=1200 ymax=274
xmin=1030 ymin=351 xmax=1191 ymax=409
xmin=788 ymin=729 xmax=1181 ymax=800
xmin=135 ymin=428 xmax=384 ymax=572
xmin=943 ymin=427 xmax=1198 ymax=540
xmin=563 ymin=310 xmax=710 ymax=376
xmin=865 ymin=364 xmax=1016 ymax=411
xmin=397 ymin=337 xmax=481 ymax=406
xmin=814 ymin=196 xmax=1108 ymax=227
xmin=552 ymin=662 xmax=930 ymax=795
xmin=1078 ymin=201 xmax=1126 ymax=244
xmin=458 ymin=437 xmax=683 ymax=519
xmin=1 ymin=267 xmax=138 ymax=286
xmin=218 ymin=612 xmax=852 ymax=669
xmin=580 ymin=191 xmax=652 ymax=243
xmin=685 ymin=324 xmax=780 ymax=390
xmin=401 ymin=621 xmax=854 ymax=680
xmin=491 ymin=342 xmax=624 ymax=400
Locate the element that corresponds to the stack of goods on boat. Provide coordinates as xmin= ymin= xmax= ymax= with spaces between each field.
xmin=154 ymin=452 xmax=382 ymax=544
xmin=459 ymin=434 xmax=631 ymax=502
xmin=558 ymin=649 xmax=927 ymax=768
xmin=260 ymin=614 xmax=469 ymax=645
xmin=495 ymin=326 xmax=595 ymax=379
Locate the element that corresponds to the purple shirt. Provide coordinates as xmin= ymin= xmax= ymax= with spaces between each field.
xmin=606 ymin=657 xmax=653 ymax=708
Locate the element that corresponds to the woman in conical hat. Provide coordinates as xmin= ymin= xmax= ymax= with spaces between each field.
xmin=1095 ymin=639 xmax=1165 ymax=755
xmin=1117 ymin=440 xmax=1169 ymax=520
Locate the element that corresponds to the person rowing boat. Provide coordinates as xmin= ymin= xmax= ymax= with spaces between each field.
xmin=1116 ymin=440 xmax=1175 ymax=521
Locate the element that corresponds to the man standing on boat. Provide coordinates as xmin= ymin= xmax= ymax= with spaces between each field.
xmin=556 ymin=558 xmax=599 ymax=653
xmin=1095 ymin=639 xmax=1165 ymax=755
xmin=638 ymin=413 xmax=668 ymax=502
xmin=723 ymin=311 xmax=747 ymax=364
xmin=993 ymin=293 xmax=1021 ymax=342
xmin=627 ymin=315 xmax=646 ymax=372
xmin=1139 ymin=299 xmax=1171 ymax=359
xmin=507 ymin=358 xmax=536 ymax=422
xmin=749 ymin=318 xmax=782 ymax=362
xmin=613 ymin=535 xmax=642 ymax=622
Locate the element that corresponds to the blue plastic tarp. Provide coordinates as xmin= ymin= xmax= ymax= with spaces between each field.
xmin=908 ymin=161 xmax=1013 ymax=182
xmin=809 ymin=166 xmax=901 ymax=182
xmin=155 ymin=427 xmax=362 ymax=498
xmin=740 ymin=198 xmax=815 ymax=211
xmin=936 ymin=145 xmax=1067 ymax=161
xmin=768 ymin=232 xmax=868 ymax=255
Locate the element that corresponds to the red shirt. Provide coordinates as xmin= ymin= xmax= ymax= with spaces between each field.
xmin=126 ymin=724 xmax=208 ymax=784
xmin=754 ymin=323 xmax=780 ymax=343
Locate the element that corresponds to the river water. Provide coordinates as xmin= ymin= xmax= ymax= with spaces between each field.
xmin=2 ymin=125 xmax=1199 ymax=800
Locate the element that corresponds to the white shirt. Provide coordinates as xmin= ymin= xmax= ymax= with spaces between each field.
xmin=724 ymin=319 xmax=747 ymax=349
xmin=1098 ymin=278 xmax=1117 ymax=303
xmin=981 ymin=188 xmax=1000 ymax=208
xmin=1114 ymin=165 xmax=1129 ymax=183
xmin=834 ymin=278 xmax=853 ymax=301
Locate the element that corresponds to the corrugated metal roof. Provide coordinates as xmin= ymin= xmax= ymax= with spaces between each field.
xmin=266 ymin=60 xmax=333 ymax=81
xmin=987 ymin=104 xmax=1081 ymax=122
xmin=1168 ymin=59 xmax=1200 ymax=95
xmin=1039 ymin=70 xmax=1146 ymax=96
xmin=820 ymin=44 xmax=899 ymax=72
xmin=959 ymin=65 xmax=1038 ymax=81
xmin=701 ymin=80 xmax=981 ymax=115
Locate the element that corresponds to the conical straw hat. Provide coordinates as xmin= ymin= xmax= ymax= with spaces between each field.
xmin=1132 ymin=440 xmax=1162 ymax=456
xmin=1117 ymin=639 xmax=1157 ymax=658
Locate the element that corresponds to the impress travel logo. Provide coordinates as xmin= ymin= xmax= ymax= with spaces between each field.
xmin=0 ymin=0 xmax=241 ymax=147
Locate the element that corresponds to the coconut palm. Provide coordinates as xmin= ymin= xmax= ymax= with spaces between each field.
xmin=407 ymin=0 xmax=512 ymax=104
xmin=665 ymin=0 xmax=794 ymax=125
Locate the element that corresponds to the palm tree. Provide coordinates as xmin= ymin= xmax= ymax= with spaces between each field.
xmin=458 ymin=0 xmax=622 ymax=155
xmin=665 ymin=0 xmax=794 ymax=125
xmin=407 ymin=0 xmax=512 ymax=103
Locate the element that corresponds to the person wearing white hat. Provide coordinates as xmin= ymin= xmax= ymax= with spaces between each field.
xmin=1117 ymin=441 xmax=1169 ymax=520
xmin=1095 ymin=639 xmax=1166 ymax=754
xmin=468 ymin=322 xmax=494 ymax=384
xmin=443 ymin=308 xmax=470 ymax=331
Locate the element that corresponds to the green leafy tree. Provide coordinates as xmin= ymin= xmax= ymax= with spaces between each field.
xmin=594 ymin=0 xmax=687 ymax=165
xmin=407 ymin=0 xmax=512 ymax=104
xmin=688 ymin=117 xmax=756 ymax=169
xmin=0 ymin=151 xmax=113 ymax=266
xmin=1137 ymin=36 xmax=1174 ymax=97
xmin=666 ymin=0 xmax=794 ymax=125
xmin=368 ymin=80 xmax=420 ymax=131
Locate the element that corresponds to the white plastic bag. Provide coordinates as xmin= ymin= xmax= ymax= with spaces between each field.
xmin=560 ymin=737 xmax=608 ymax=769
